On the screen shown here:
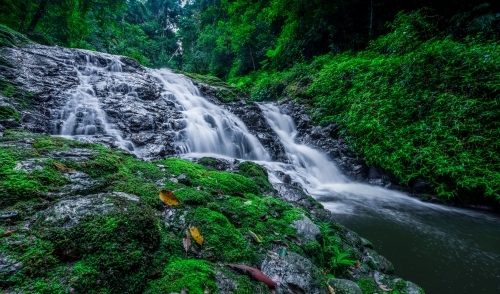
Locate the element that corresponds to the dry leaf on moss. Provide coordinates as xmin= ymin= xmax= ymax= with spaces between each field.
xmin=159 ymin=190 xmax=180 ymax=206
xmin=190 ymin=226 xmax=204 ymax=246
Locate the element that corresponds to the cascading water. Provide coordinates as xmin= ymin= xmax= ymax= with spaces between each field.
xmin=150 ymin=69 xmax=270 ymax=160
xmin=56 ymin=55 xmax=133 ymax=151
xmin=257 ymin=103 xmax=500 ymax=294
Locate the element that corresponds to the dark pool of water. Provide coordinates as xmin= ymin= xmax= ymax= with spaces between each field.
xmin=328 ymin=202 xmax=500 ymax=294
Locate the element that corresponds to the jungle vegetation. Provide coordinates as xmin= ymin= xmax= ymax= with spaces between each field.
xmin=1 ymin=0 xmax=499 ymax=201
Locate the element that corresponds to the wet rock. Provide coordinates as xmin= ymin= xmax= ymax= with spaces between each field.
xmin=0 ymin=210 xmax=19 ymax=221
xmin=177 ymin=173 xmax=192 ymax=186
xmin=327 ymin=278 xmax=363 ymax=294
xmin=404 ymin=281 xmax=422 ymax=294
xmin=49 ymin=148 xmax=98 ymax=161
xmin=61 ymin=171 xmax=100 ymax=193
xmin=13 ymin=158 xmax=48 ymax=173
xmin=0 ymin=253 xmax=23 ymax=276
xmin=412 ymin=178 xmax=432 ymax=193
xmin=261 ymin=251 xmax=326 ymax=294
xmin=362 ymin=249 xmax=395 ymax=275
xmin=224 ymin=101 xmax=288 ymax=162
xmin=215 ymin=269 xmax=239 ymax=294
xmin=291 ymin=215 xmax=321 ymax=243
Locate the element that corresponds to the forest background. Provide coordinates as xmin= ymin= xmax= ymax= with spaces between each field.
xmin=1 ymin=0 xmax=499 ymax=203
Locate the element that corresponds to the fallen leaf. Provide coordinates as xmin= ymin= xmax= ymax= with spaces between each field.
xmin=231 ymin=192 xmax=246 ymax=198
xmin=190 ymin=226 xmax=204 ymax=246
xmin=278 ymin=248 xmax=287 ymax=258
xmin=181 ymin=288 xmax=187 ymax=294
xmin=182 ymin=229 xmax=191 ymax=255
xmin=53 ymin=163 xmax=73 ymax=173
xmin=379 ymin=284 xmax=392 ymax=292
xmin=260 ymin=214 xmax=268 ymax=222
xmin=226 ymin=264 xmax=277 ymax=289
xmin=81 ymin=162 xmax=86 ymax=168
xmin=159 ymin=190 xmax=180 ymax=206
xmin=267 ymin=250 xmax=279 ymax=260
xmin=2 ymin=229 xmax=17 ymax=237
xmin=326 ymin=282 xmax=336 ymax=294
xmin=270 ymin=229 xmax=279 ymax=235
xmin=248 ymin=230 xmax=263 ymax=243
xmin=285 ymin=235 xmax=302 ymax=246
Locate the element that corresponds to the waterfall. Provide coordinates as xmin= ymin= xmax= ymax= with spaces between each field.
xmin=150 ymin=69 xmax=271 ymax=160
xmin=56 ymin=54 xmax=133 ymax=151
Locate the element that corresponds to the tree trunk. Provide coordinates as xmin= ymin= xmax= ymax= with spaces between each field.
xmin=27 ymin=0 xmax=49 ymax=32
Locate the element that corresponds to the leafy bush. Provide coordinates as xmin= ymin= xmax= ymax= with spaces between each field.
xmin=308 ymin=12 xmax=500 ymax=200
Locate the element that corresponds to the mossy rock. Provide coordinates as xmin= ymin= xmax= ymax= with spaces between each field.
xmin=0 ymin=105 xmax=20 ymax=120
xmin=0 ymin=24 xmax=31 ymax=47
xmin=238 ymin=161 xmax=274 ymax=191
xmin=31 ymin=192 xmax=161 ymax=293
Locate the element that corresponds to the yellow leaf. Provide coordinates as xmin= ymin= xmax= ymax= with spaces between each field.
xmin=159 ymin=190 xmax=181 ymax=206
xmin=190 ymin=226 xmax=204 ymax=246
xmin=326 ymin=282 xmax=335 ymax=294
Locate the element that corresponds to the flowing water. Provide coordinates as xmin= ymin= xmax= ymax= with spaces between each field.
xmin=55 ymin=55 xmax=134 ymax=151
xmin=57 ymin=65 xmax=500 ymax=294
xmin=257 ymin=104 xmax=500 ymax=294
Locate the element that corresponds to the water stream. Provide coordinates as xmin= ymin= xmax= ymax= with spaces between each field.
xmin=57 ymin=65 xmax=500 ymax=294
xmin=257 ymin=104 xmax=500 ymax=294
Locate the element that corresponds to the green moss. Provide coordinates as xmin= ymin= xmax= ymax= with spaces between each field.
xmin=238 ymin=161 xmax=274 ymax=191
xmin=146 ymin=259 xmax=217 ymax=294
xmin=0 ymin=24 xmax=30 ymax=47
xmin=189 ymin=207 xmax=253 ymax=262
xmin=197 ymin=156 xmax=218 ymax=169
xmin=30 ymin=194 xmax=161 ymax=293
xmin=182 ymin=72 xmax=245 ymax=102
xmin=0 ymin=105 xmax=20 ymax=120
xmin=160 ymin=158 xmax=260 ymax=195
xmin=356 ymin=277 xmax=380 ymax=294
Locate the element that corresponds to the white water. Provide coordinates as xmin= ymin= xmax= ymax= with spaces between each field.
xmin=150 ymin=69 xmax=270 ymax=160
xmin=56 ymin=55 xmax=133 ymax=151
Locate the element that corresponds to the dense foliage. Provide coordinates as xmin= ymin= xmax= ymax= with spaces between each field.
xmin=1 ymin=1 xmax=499 ymax=201
xmin=0 ymin=0 xmax=181 ymax=67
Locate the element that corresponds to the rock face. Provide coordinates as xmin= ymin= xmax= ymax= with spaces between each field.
xmin=0 ymin=43 xmax=185 ymax=158
xmin=225 ymin=101 xmax=288 ymax=162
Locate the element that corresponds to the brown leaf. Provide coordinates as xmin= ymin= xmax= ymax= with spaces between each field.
xmin=260 ymin=214 xmax=268 ymax=222
xmin=326 ymin=282 xmax=336 ymax=294
xmin=226 ymin=264 xmax=277 ymax=289
xmin=182 ymin=229 xmax=191 ymax=255
xmin=190 ymin=226 xmax=204 ymax=246
xmin=159 ymin=190 xmax=181 ymax=206
xmin=285 ymin=235 xmax=302 ymax=246
xmin=2 ymin=229 xmax=17 ymax=237
xmin=53 ymin=163 xmax=73 ymax=173
xmin=379 ymin=284 xmax=392 ymax=292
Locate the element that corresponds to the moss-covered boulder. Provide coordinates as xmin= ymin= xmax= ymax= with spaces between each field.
xmin=30 ymin=192 xmax=160 ymax=293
